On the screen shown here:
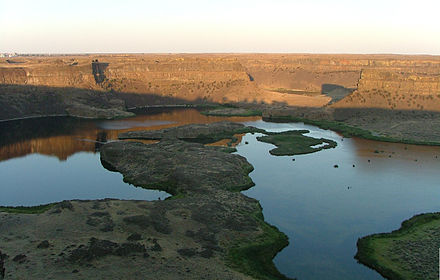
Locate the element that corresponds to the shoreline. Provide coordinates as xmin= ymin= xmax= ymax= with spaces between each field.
xmin=355 ymin=212 xmax=440 ymax=280
xmin=0 ymin=122 xmax=300 ymax=280
xmin=262 ymin=115 xmax=440 ymax=146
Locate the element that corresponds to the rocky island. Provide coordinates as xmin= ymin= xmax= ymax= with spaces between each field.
xmin=1 ymin=53 xmax=440 ymax=279
xmin=0 ymin=121 xmax=342 ymax=279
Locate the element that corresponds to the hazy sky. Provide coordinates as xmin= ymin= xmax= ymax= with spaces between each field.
xmin=1 ymin=0 xmax=439 ymax=54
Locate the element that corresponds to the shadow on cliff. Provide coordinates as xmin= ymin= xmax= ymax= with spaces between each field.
xmin=0 ymin=84 xmax=236 ymax=152
xmin=321 ymin=84 xmax=355 ymax=103
xmin=0 ymin=84 xmax=216 ymax=120
xmin=0 ymin=116 xmax=95 ymax=154
xmin=332 ymin=107 xmax=440 ymax=121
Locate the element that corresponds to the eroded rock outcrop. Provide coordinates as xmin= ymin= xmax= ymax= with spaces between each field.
xmin=118 ymin=121 xmax=262 ymax=142
xmin=0 ymin=84 xmax=134 ymax=120
xmin=0 ymin=123 xmax=290 ymax=279
xmin=100 ymin=139 xmax=254 ymax=194
xmin=333 ymin=69 xmax=440 ymax=111
xmin=2 ymin=54 xmax=438 ymax=111
xmin=0 ymin=250 xmax=6 ymax=279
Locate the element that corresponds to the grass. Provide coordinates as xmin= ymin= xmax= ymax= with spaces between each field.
xmin=202 ymin=109 xmax=263 ymax=117
xmin=225 ymin=163 xmax=256 ymax=192
xmin=264 ymin=115 xmax=440 ymax=146
xmin=0 ymin=203 xmax=56 ymax=214
xmin=188 ymin=127 xmax=266 ymax=145
xmin=270 ymin=88 xmax=321 ymax=96
xmin=355 ymin=212 xmax=440 ymax=280
xmin=213 ymin=146 xmax=238 ymax=153
xmin=226 ymin=203 xmax=294 ymax=280
xmin=165 ymin=193 xmax=186 ymax=201
xmin=200 ymin=104 xmax=263 ymax=117
xmin=257 ymin=130 xmax=337 ymax=156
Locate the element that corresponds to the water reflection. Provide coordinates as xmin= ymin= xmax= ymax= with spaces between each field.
xmin=0 ymin=108 xmax=259 ymax=206
xmin=0 ymin=153 xmax=170 ymax=206
xmin=0 ymin=108 xmax=260 ymax=161
xmin=1 ymin=109 xmax=439 ymax=279
xmin=237 ymin=120 xmax=440 ymax=280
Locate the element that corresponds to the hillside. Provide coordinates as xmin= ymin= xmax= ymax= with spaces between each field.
xmin=1 ymin=54 xmax=439 ymax=117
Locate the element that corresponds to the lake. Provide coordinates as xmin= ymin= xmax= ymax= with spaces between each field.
xmin=1 ymin=108 xmax=439 ymax=280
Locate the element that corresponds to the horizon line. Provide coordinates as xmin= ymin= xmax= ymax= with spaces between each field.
xmin=2 ymin=52 xmax=440 ymax=57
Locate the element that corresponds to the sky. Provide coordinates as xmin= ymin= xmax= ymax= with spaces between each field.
xmin=1 ymin=0 xmax=439 ymax=54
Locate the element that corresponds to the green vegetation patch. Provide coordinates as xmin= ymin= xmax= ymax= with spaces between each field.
xmin=210 ymin=146 xmax=238 ymax=154
xmin=199 ymin=103 xmax=262 ymax=117
xmin=270 ymin=88 xmax=321 ymax=96
xmin=202 ymin=109 xmax=262 ymax=117
xmin=257 ymin=130 xmax=337 ymax=156
xmin=225 ymin=163 xmax=256 ymax=192
xmin=0 ymin=203 xmax=56 ymax=214
xmin=264 ymin=115 xmax=440 ymax=146
xmin=355 ymin=212 xmax=440 ymax=280
xmin=201 ymin=107 xmax=262 ymax=117
xmin=190 ymin=126 xmax=265 ymax=145
xmin=226 ymin=203 xmax=294 ymax=280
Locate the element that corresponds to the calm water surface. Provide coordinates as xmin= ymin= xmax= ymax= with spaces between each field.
xmin=0 ymin=108 xmax=259 ymax=206
xmin=237 ymin=120 xmax=440 ymax=280
xmin=1 ymin=108 xmax=439 ymax=280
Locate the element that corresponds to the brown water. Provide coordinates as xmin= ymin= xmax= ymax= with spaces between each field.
xmin=0 ymin=108 xmax=259 ymax=162
xmin=1 ymin=108 xmax=439 ymax=280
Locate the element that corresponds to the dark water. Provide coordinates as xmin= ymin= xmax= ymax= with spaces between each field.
xmin=0 ymin=108 xmax=259 ymax=206
xmin=237 ymin=120 xmax=440 ymax=280
xmin=1 ymin=109 xmax=439 ymax=279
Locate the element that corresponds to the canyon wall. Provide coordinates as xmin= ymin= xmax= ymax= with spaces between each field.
xmin=1 ymin=54 xmax=440 ymax=112
xmin=333 ymin=67 xmax=440 ymax=111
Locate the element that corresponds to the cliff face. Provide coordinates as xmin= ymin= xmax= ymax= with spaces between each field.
xmin=333 ymin=68 xmax=440 ymax=111
xmin=1 ymin=54 xmax=440 ymax=112
xmin=0 ymin=84 xmax=134 ymax=120
xmin=0 ymin=56 xmax=258 ymax=103
xmin=238 ymin=55 xmax=362 ymax=92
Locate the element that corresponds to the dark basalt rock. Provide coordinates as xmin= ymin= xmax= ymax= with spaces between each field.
xmin=100 ymin=139 xmax=254 ymax=194
xmin=0 ymin=250 xmax=6 ymax=279
xmin=67 ymin=238 xmax=146 ymax=263
xmin=177 ymin=248 xmax=197 ymax=257
xmin=126 ymin=233 xmax=142 ymax=241
xmin=86 ymin=217 xmax=100 ymax=227
xmin=12 ymin=254 xmax=27 ymax=264
xmin=118 ymin=121 xmax=254 ymax=142
xmin=185 ymin=228 xmax=217 ymax=248
xmin=149 ymin=209 xmax=172 ymax=234
xmin=114 ymin=243 xmax=146 ymax=256
xmin=55 ymin=201 xmax=74 ymax=211
xmin=123 ymin=215 xmax=151 ymax=229
xmin=69 ymin=238 xmax=117 ymax=262
xmin=150 ymin=239 xmax=162 ymax=252
xmin=90 ymin=211 xmax=110 ymax=217
xmin=200 ymin=248 xmax=214 ymax=258
xmin=86 ymin=212 xmax=114 ymax=232
xmin=37 ymin=240 xmax=50 ymax=249
xmin=0 ymin=84 xmax=135 ymax=121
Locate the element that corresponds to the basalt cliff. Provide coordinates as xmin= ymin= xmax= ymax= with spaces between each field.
xmin=1 ymin=54 xmax=439 ymax=121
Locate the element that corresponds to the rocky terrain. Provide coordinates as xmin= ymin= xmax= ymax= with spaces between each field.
xmin=0 ymin=109 xmax=260 ymax=163
xmin=0 ymin=84 xmax=134 ymax=121
xmin=356 ymin=212 xmax=440 ymax=280
xmin=261 ymin=106 xmax=440 ymax=144
xmin=333 ymin=68 xmax=440 ymax=111
xmin=1 ymin=54 xmax=439 ymax=113
xmin=0 ymin=121 xmax=340 ymax=279
xmin=118 ymin=121 xmax=263 ymax=143
xmin=1 ymin=54 xmax=439 ymax=144
xmin=0 ymin=199 xmax=259 ymax=280
xmin=256 ymin=130 xmax=337 ymax=156
xmin=1 ymin=53 xmax=440 ymax=279
xmin=0 ymin=122 xmax=297 ymax=280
